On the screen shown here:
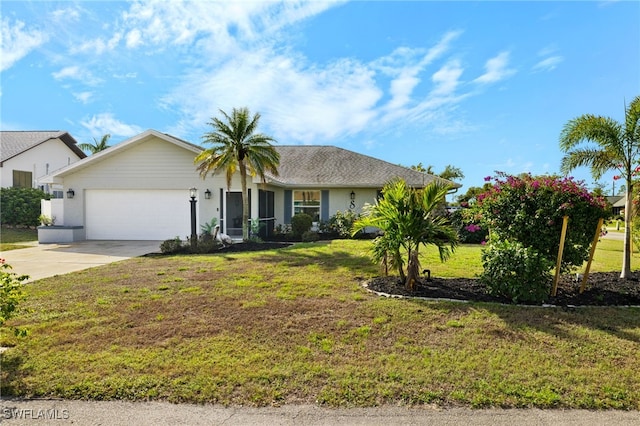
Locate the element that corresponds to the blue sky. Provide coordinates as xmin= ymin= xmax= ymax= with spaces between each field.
xmin=2 ymin=1 xmax=638 ymax=195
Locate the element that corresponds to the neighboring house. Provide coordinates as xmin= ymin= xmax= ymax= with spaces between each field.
xmin=607 ymin=196 xmax=625 ymax=217
xmin=0 ymin=131 xmax=86 ymax=195
xmin=39 ymin=129 xmax=458 ymax=242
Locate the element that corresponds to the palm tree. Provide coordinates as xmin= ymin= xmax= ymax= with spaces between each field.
xmin=352 ymin=179 xmax=458 ymax=290
xmin=78 ymin=134 xmax=111 ymax=154
xmin=195 ymin=107 xmax=280 ymax=241
xmin=559 ymin=95 xmax=640 ymax=279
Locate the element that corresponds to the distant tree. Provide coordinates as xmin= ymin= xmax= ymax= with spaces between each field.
xmin=590 ymin=181 xmax=608 ymax=198
xmin=409 ymin=163 xmax=464 ymax=182
xmin=456 ymin=184 xmax=492 ymax=207
xmin=78 ymin=134 xmax=111 ymax=154
xmin=410 ymin=162 xmax=428 ymax=173
xmin=559 ymin=95 xmax=640 ymax=279
xmin=195 ymin=107 xmax=280 ymax=241
xmin=439 ymin=165 xmax=465 ymax=182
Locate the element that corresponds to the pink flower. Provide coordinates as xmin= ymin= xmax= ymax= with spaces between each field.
xmin=484 ymin=176 xmax=492 ymax=182
xmin=465 ymin=224 xmax=481 ymax=233
xmin=481 ymin=240 xmax=487 ymax=245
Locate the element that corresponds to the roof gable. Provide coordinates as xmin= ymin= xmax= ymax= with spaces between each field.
xmin=46 ymin=129 xmax=202 ymax=178
xmin=267 ymin=145 xmax=457 ymax=188
xmin=0 ymin=131 xmax=86 ymax=165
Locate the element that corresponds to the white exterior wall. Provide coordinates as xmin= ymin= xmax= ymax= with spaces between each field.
xmin=40 ymin=199 xmax=64 ymax=224
xmin=60 ymin=136 xmax=226 ymax=234
xmin=1 ymin=138 xmax=82 ymax=188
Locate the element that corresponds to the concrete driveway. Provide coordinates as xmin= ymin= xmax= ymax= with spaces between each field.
xmin=0 ymin=240 xmax=162 ymax=282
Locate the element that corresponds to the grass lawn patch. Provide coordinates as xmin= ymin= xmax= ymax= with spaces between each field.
xmin=0 ymin=227 xmax=38 ymax=251
xmin=1 ymin=240 xmax=639 ymax=408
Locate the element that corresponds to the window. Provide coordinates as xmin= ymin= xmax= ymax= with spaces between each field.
xmin=293 ymin=190 xmax=320 ymax=222
xmin=12 ymin=170 xmax=32 ymax=188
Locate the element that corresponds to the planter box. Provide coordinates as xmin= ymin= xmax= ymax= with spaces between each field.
xmin=38 ymin=226 xmax=85 ymax=243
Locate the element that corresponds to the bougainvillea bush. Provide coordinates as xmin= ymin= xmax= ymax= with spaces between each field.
xmin=470 ymin=173 xmax=607 ymax=272
xmin=466 ymin=173 xmax=607 ymax=303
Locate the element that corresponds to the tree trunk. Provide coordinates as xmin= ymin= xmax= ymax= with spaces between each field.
xmin=620 ymin=183 xmax=633 ymax=279
xmin=239 ymin=160 xmax=249 ymax=241
xmin=405 ymin=249 xmax=420 ymax=291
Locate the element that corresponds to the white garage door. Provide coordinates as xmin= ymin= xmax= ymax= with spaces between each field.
xmin=85 ymin=190 xmax=192 ymax=240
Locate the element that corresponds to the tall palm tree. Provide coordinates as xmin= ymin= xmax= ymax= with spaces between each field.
xmin=560 ymin=95 xmax=640 ymax=279
xmin=195 ymin=107 xmax=280 ymax=241
xmin=78 ymin=134 xmax=111 ymax=154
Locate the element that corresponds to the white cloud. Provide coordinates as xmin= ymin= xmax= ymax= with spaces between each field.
xmin=163 ymin=49 xmax=382 ymax=143
xmin=51 ymin=7 xmax=80 ymax=23
xmin=73 ymin=91 xmax=93 ymax=104
xmin=474 ymin=51 xmax=516 ymax=84
xmin=533 ymin=55 xmax=563 ymax=72
xmin=0 ymin=18 xmax=48 ymax=72
xmin=430 ymin=60 xmax=463 ymax=97
xmin=80 ymin=113 xmax=143 ymax=138
xmin=125 ymin=29 xmax=142 ymax=49
xmin=52 ymin=65 xmax=103 ymax=86
xmin=71 ymin=32 xmax=122 ymax=55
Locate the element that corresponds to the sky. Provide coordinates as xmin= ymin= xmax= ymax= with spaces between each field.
xmin=1 ymin=0 xmax=639 ymax=196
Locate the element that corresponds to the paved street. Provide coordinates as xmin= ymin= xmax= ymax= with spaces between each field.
xmin=1 ymin=399 xmax=639 ymax=426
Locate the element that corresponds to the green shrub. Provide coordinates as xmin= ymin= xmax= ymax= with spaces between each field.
xmin=291 ymin=213 xmax=313 ymax=238
xmin=480 ymin=239 xmax=553 ymax=304
xmin=322 ymin=210 xmax=359 ymax=238
xmin=302 ymin=231 xmax=319 ymax=242
xmin=200 ymin=218 xmax=218 ymax=235
xmin=0 ymin=187 xmax=50 ymax=227
xmin=193 ymin=233 xmax=222 ymax=253
xmin=0 ymin=259 xmax=29 ymax=336
xmin=160 ymin=237 xmax=186 ymax=254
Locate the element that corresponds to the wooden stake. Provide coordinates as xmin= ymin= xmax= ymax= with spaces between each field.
xmin=580 ymin=218 xmax=604 ymax=294
xmin=552 ymin=215 xmax=569 ymax=297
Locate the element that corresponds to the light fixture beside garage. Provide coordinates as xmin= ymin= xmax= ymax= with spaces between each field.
xmin=66 ymin=188 xmax=75 ymax=199
xmin=204 ymin=189 xmax=212 ymax=199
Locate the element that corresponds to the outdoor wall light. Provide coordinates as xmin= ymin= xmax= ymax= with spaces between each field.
xmin=189 ymin=187 xmax=197 ymax=199
xmin=66 ymin=188 xmax=75 ymax=199
xmin=204 ymin=189 xmax=212 ymax=199
xmin=350 ymin=191 xmax=356 ymax=201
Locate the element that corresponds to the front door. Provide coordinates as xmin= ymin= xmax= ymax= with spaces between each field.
xmin=226 ymin=192 xmax=242 ymax=238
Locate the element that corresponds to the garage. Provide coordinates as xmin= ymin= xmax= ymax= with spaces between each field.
xmin=85 ymin=189 xmax=192 ymax=240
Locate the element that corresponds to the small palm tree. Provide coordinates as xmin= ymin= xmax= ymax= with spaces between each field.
xmin=78 ymin=134 xmax=111 ymax=154
xmin=353 ymin=179 xmax=458 ymax=290
xmin=559 ymin=95 xmax=640 ymax=279
xmin=195 ymin=107 xmax=280 ymax=241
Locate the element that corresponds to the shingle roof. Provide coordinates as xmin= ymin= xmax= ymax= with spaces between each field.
xmin=267 ymin=145 xmax=459 ymax=188
xmin=0 ymin=131 xmax=86 ymax=165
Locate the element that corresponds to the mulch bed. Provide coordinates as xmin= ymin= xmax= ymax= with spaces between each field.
xmin=216 ymin=241 xmax=294 ymax=252
xmin=366 ymin=272 xmax=640 ymax=306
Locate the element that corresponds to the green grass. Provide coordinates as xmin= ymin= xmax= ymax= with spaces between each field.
xmin=1 ymin=239 xmax=639 ymax=409
xmin=0 ymin=227 xmax=38 ymax=251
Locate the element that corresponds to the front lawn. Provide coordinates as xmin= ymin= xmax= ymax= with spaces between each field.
xmin=1 ymin=240 xmax=639 ymax=408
